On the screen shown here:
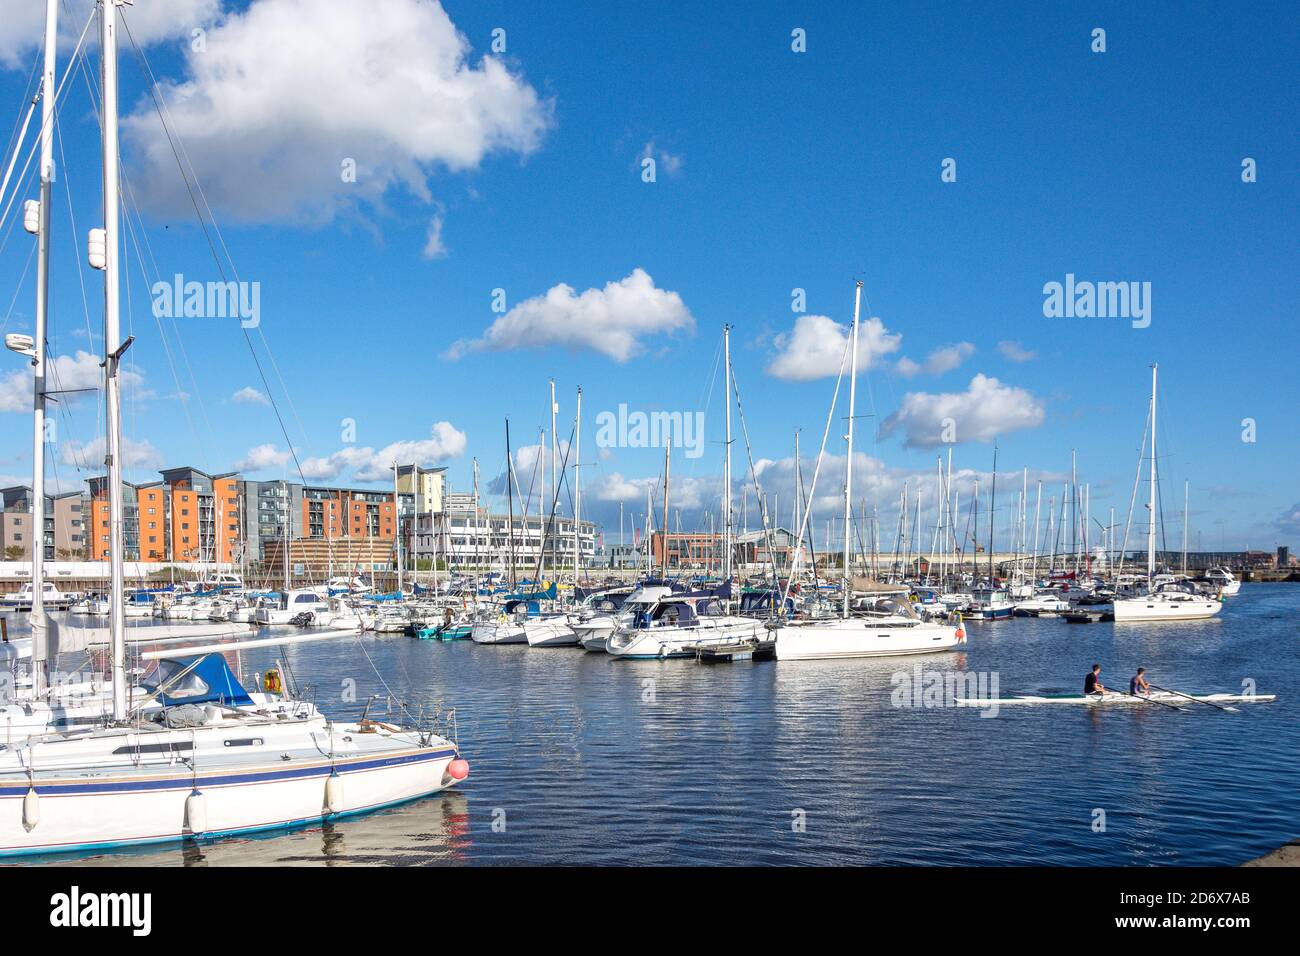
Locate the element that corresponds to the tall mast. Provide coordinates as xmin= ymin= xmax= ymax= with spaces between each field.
xmin=988 ymin=443 xmax=997 ymax=584
xmin=842 ymin=281 xmax=861 ymax=617
xmin=504 ymin=421 xmax=516 ymax=587
xmin=27 ymin=0 xmax=59 ymax=694
xmin=660 ymin=443 xmax=671 ymax=580
xmin=723 ymin=325 xmax=732 ymax=583
xmin=100 ymin=0 xmax=129 ymax=720
xmin=1148 ymin=364 xmax=1158 ymax=583
xmin=549 ymin=379 xmax=558 ymax=573
xmin=572 ymin=386 xmax=582 ymax=584
xmin=393 ymin=461 xmax=402 ymax=593
xmin=1181 ymin=479 xmax=1189 ymax=576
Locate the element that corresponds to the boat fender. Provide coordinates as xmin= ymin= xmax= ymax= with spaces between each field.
xmin=324 ymin=770 xmax=344 ymax=814
xmin=445 ymin=758 xmax=470 ymax=783
xmin=22 ymin=786 xmax=38 ymax=831
xmin=185 ymin=788 xmax=207 ymax=836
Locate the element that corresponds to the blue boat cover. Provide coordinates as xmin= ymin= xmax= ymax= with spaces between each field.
xmin=145 ymin=654 xmax=255 ymax=707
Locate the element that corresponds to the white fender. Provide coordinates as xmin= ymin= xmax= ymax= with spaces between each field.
xmin=22 ymin=786 xmax=38 ymax=831
xmin=184 ymin=788 xmax=208 ymax=836
xmin=324 ymin=771 xmax=344 ymax=814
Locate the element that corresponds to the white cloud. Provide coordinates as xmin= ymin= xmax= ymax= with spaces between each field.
xmin=767 ymin=314 xmax=902 ymax=381
xmin=422 ymin=212 xmax=448 ymax=260
xmin=231 ymin=386 xmax=269 ymax=405
xmin=59 ymin=437 xmax=162 ymax=471
xmin=639 ymin=140 xmax=683 ymax=176
xmin=235 ymin=443 xmax=292 ymax=472
xmin=897 ymin=342 xmax=975 ymax=378
xmin=0 ymin=0 xmax=219 ymax=68
xmin=1 ymin=351 xmax=145 ymax=412
xmin=879 ymin=374 xmax=1046 ymax=448
xmin=446 ymin=268 xmax=694 ymax=361
xmin=998 ymin=340 xmax=1037 ymax=363
xmin=300 ymin=422 xmax=467 ymax=482
xmin=121 ymin=0 xmax=551 ymax=224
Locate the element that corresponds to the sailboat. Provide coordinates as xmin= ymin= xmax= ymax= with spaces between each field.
xmin=0 ymin=0 xmax=467 ymax=857
xmin=775 ymin=282 xmax=965 ymax=660
xmin=1112 ymin=365 xmax=1222 ymax=623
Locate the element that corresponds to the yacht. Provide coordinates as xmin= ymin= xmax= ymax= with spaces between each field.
xmin=1112 ymin=581 xmax=1223 ymax=622
xmin=965 ymin=588 xmax=1016 ymax=621
xmin=254 ymin=589 xmax=332 ymax=625
xmin=1203 ymin=567 xmax=1242 ymax=597
xmin=0 ymin=581 xmax=77 ymax=610
xmin=774 ymin=595 xmax=965 ymax=660
xmin=606 ymin=593 xmax=762 ymax=659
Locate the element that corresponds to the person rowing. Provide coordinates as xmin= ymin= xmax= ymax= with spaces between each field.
xmin=1084 ymin=664 xmax=1107 ymax=697
xmin=1129 ymin=667 xmax=1151 ymax=697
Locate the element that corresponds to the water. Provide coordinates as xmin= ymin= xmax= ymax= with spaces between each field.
xmin=10 ymin=584 xmax=1300 ymax=866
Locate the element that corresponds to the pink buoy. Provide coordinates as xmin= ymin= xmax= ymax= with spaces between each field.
xmin=446 ymin=758 xmax=470 ymax=781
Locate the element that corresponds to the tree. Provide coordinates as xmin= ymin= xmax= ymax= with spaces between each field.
xmin=3 ymin=546 xmax=25 ymax=561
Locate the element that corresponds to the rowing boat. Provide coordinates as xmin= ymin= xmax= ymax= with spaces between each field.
xmin=954 ymin=691 xmax=1276 ymax=707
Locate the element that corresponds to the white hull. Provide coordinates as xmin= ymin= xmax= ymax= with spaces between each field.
xmin=1112 ymin=596 xmax=1223 ymax=622
xmin=956 ymin=691 xmax=1275 ymax=707
xmin=775 ymin=619 xmax=964 ymax=660
xmin=471 ymin=621 xmax=527 ymax=645
xmin=607 ymin=618 xmax=763 ymax=659
xmin=525 ymin=618 xmax=579 ymax=647
xmin=0 ymin=728 xmax=459 ymax=857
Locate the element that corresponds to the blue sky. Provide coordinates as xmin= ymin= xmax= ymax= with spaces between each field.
xmin=0 ymin=0 xmax=1295 ymax=552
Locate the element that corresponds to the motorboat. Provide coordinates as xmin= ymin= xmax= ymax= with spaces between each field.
xmin=606 ymin=593 xmax=762 ymax=659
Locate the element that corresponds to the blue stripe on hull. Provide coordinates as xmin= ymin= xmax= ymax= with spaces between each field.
xmin=0 ymin=748 xmax=457 ymax=797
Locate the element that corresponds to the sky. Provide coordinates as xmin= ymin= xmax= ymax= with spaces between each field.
xmin=0 ymin=0 xmax=1295 ymax=554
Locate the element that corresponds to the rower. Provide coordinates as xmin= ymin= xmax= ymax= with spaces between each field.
xmin=1084 ymin=664 xmax=1106 ymax=696
xmin=1129 ymin=667 xmax=1151 ymax=697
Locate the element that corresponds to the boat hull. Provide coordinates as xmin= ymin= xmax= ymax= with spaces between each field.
xmin=775 ymin=620 xmax=964 ymax=660
xmin=0 ymin=743 xmax=459 ymax=858
xmin=1112 ymin=597 xmax=1223 ymax=622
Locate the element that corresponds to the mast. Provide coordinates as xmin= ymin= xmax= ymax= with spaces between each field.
xmin=1148 ymin=364 xmax=1158 ymax=583
xmin=1182 ymin=479 xmax=1189 ymax=576
xmin=100 ymin=0 xmax=129 ymax=720
xmin=723 ymin=325 xmax=733 ymax=583
xmin=572 ymin=386 xmax=582 ymax=584
xmin=988 ymin=443 xmax=997 ymax=585
xmin=505 ymin=421 xmax=516 ymax=587
xmin=393 ymin=461 xmax=403 ymax=594
xmin=27 ymin=0 xmax=59 ymax=694
xmin=660 ymin=443 xmax=671 ymax=580
xmin=549 ymin=379 xmax=558 ymax=573
xmin=842 ymin=281 xmax=862 ymax=617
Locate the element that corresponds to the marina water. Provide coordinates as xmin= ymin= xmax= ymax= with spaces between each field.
xmin=9 ymin=583 xmax=1298 ymax=867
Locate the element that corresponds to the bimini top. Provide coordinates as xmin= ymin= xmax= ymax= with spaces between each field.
xmin=144 ymin=653 xmax=254 ymax=707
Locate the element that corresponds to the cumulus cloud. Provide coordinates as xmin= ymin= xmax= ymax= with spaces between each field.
xmin=446 ymin=269 xmax=694 ymax=361
xmin=998 ymin=340 xmax=1037 ymax=363
xmin=231 ymin=386 xmax=269 ymax=406
xmin=896 ymin=342 xmax=975 ymax=378
xmin=766 ymin=314 xmax=902 ymax=381
xmin=879 ymin=374 xmax=1046 ymax=448
xmin=121 ymin=0 xmax=551 ymax=223
xmin=300 ymin=422 xmax=467 ymax=482
xmin=59 ymin=436 xmax=162 ymax=471
xmin=235 ymin=443 xmax=292 ymax=472
xmin=0 ymin=0 xmax=219 ymax=68
xmin=1 ymin=351 xmax=146 ymax=412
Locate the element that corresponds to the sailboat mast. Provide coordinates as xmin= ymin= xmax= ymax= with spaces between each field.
xmin=842 ymin=281 xmax=861 ymax=618
xmin=1182 ymin=479 xmax=1189 ymax=576
xmin=660 ymin=443 xmax=671 ymax=580
xmin=723 ymin=325 xmax=732 ymax=582
xmin=393 ymin=461 xmax=402 ymax=594
xmin=505 ymin=421 xmax=516 ymax=587
xmin=28 ymin=0 xmax=58 ymax=695
xmin=101 ymin=0 xmax=129 ymax=721
xmin=572 ymin=386 xmax=582 ymax=584
xmin=1148 ymin=364 xmax=1158 ymax=582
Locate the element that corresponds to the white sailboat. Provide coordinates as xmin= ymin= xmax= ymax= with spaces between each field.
xmin=0 ymin=1 xmax=467 ymax=857
xmin=775 ymin=282 xmax=964 ymax=660
xmin=1113 ymin=365 xmax=1222 ymax=623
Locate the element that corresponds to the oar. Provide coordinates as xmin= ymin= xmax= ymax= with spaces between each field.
xmin=1149 ymin=682 xmax=1239 ymax=713
xmin=1106 ymin=688 xmax=1185 ymax=712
